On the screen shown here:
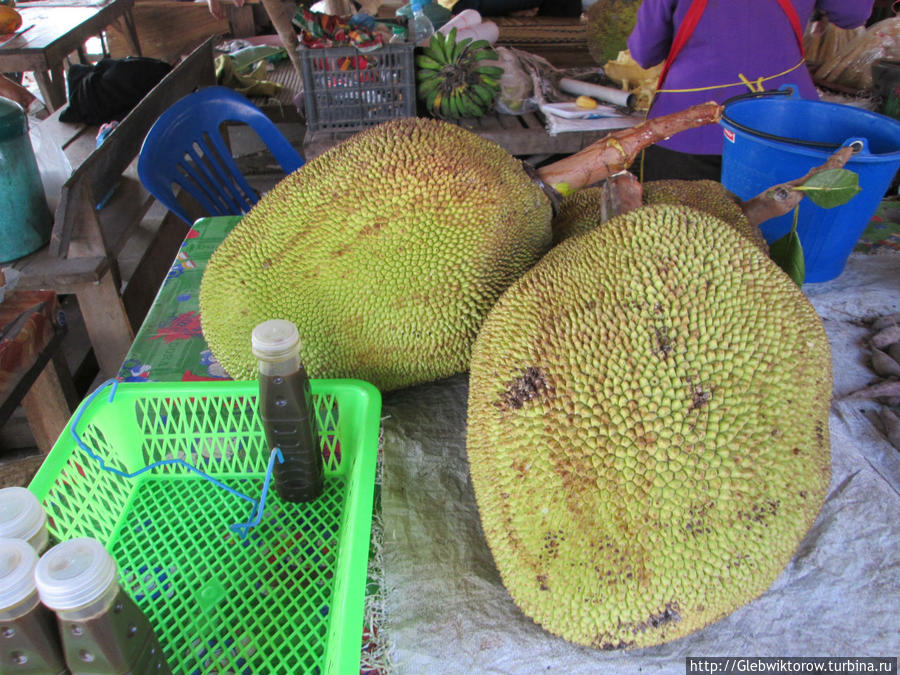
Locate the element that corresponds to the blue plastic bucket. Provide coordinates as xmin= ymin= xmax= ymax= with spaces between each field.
xmin=720 ymin=87 xmax=900 ymax=283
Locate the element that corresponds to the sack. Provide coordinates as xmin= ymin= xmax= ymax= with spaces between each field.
xmin=59 ymin=57 xmax=172 ymax=125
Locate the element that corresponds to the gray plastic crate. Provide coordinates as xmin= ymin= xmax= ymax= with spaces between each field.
xmin=299 ymin=43 xmax=416 ymax=133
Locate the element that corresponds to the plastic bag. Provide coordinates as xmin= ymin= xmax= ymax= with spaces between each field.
xmin=494 ymin=47 xmax=537 ymax=115
xmin=816 ymin=17 xmax=900 ymax=91
xmin=29 ymin=121 xmax=72 ymax=217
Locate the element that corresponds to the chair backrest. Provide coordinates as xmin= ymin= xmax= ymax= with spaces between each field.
xmin=138 ymin=86 xmax=305 ymax=225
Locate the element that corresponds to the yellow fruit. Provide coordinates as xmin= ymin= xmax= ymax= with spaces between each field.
xmin=0 ymin=6 xmax=22 ymax=34
xmin=575 ymin=95 xmax=598 ymax=109
xmin=199 ymin=117 xmax=552 ymax=390
xmin=467 ymin=204 xmax=831 ymax=648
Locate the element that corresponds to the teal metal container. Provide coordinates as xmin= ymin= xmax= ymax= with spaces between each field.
xmin=0 ymin=96 xmax=53 ymax=263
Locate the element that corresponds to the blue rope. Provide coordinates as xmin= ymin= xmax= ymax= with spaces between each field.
xmin=69 ymin=379 xmax=280 ymax=539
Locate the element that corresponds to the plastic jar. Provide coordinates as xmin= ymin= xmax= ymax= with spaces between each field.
xmin=0 ymin=537 xmax=67 ymax=673
xmin=0 ymin=488 xmax=49 ymax=553
xmin=34 ymin=537 xmax=171 ymax=674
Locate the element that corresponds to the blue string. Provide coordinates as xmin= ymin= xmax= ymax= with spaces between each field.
xmin=230 ymin=448 xmax=283 ymax=538
xmin=69 ymin=378 xmax=281 ymax=539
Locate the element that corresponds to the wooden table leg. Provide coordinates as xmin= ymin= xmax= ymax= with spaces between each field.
xmin=33 ymin=65 xmax=67 ymax=112
xmin=116 ymin=9 xmax=142 ymax=56
xmin=21 ymin=352 xmax=76 ymax=455
xmin=74 ymin=270 xmax=135 ymax=379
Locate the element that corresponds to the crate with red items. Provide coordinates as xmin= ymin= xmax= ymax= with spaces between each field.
xmin=299 ymin=42 xmax=416 ymax=133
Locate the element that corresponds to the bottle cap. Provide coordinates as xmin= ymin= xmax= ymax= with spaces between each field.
xmin=34 ymin=537 xmax=118 ymax=611
xmin=0 ymin=538 xmax=38 ymax=610
xmin=251 ymin=319 xmax=301 ymax=363
xmin=0 ymin=487 xmax=47 ymax=550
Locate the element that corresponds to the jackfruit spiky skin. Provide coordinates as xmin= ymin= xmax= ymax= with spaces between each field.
xmin=585 ymin=0 xmax=641 ymax=65
xmin=643 ymin=179 xmax=768 ymax=252
xmin=467 ymin=204 xmax=831 ymax=649
xmin=199 ymin=117 xmax=552 ymax=391
xmin=551 ymin=187 xmax=606 ymax=244
xmin=551 ymin=179 xmax=768 ymax=253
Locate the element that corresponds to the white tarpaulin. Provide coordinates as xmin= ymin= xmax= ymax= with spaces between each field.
xmin=379 ymin=253 xmax=900 ymax=673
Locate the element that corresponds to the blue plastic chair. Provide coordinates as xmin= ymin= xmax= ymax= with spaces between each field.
xmin=138 ymin=86 xmax=305 ymax=225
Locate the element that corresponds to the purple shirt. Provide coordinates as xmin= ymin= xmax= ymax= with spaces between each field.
xmin=627 ymin=0 xmax=874 ymax=154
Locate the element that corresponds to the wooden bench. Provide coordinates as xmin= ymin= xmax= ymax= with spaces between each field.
xmin=7 ymin=37 xmax=217 ymax=380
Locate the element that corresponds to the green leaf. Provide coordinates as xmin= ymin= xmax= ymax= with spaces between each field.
xmin=769 ymin=228 xmax=805 ymax=286
xmin=792 ymin=168 xmax=861 ymax=208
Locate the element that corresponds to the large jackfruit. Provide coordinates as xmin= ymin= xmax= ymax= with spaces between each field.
xmin=467 ymin=204 xmax=831 ymax=648
xmin=199 ymin=118 xmax=552 ymax=390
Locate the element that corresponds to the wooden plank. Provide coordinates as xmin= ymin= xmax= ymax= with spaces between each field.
xmin=10 ymin=254 xmax=109 ymax=289
xmin=48 ymin=36 xmax=216 ymax=257
xmin=73 ymin=272 xmax=134 ymax=377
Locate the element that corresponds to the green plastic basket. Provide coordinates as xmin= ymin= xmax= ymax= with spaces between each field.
xmin=28 ymin=379 xmax=381 ymax=675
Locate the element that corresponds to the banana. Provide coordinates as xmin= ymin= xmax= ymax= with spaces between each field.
xmin=442 ymin=28 xmax=457 ymax=63
xmin=415 ymin=54 xmax=445 ymax=70
xmin=478 ymin=75 xmax=500 ymax=90
xmin=454 ymin=37 xmax=473 ymax=62
xmin=429 ymin=90 xmax=443 ymax=115
xmin=449 ymin=91 xmax=463 ymax=119
xmin=440 ymin=90 xmax=453 ymax=118
xmin=458 ymin=90 xmax=483 ymax=118
xmin=468 ymin=83 xmax=496 ymax=108
xmin=417 ymin=76 xmax=443 ymax=101
xmin=416 ymin=67 xmax=440 ymax=82
xmin=473 ymin=65 xmax=504 ymax=78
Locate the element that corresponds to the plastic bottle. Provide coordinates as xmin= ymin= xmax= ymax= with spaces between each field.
xmin=34 ymin=537 xmax=171 ymax=674
xmin=0 ymin=488 xmax=49 ymax=554
xmin=251 ymin=319 xmax=323 ymax=503
xmin=409 ymin=0 xmax=435 ymax=46
xmin=0 ymin=538 xmax=67 ymax=674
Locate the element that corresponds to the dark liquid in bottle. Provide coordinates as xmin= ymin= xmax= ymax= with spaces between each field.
xmin=1 ymin=601 xmax=67 ymax=674
xmin=59 ymin=587 xmax=170 ymax=674
xmin=259 ymin=368 xmax=324 ymax=502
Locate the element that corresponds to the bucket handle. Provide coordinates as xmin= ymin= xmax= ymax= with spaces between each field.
xmin=720 ymin=86 xmax=865 ymax=151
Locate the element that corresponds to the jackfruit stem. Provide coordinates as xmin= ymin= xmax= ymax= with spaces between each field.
xmin=740 ymin=145 xmax=855 ymax=229
xmin=535 ymin=101 xmax=723 ymax=192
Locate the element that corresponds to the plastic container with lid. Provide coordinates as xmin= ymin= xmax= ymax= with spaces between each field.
xmin=34 ymin=537 xmax=171 ymax=674
xmin=0 ymin=488 xmax=49 ymax=553
xmin=0 ymin=538 xmax=67 ymax=673
xmin=251 ymin=319 xmax=324 ymax=503
xmin=0 ymin=96 xmax=53 ymax=264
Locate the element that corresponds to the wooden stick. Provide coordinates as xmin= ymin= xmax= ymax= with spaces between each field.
xmin=536 ymin=101 xmax=723 ymax=192
xmin=740 ymin=145 xmax=856 ymax=228
xmin=260 ymin=0 xmax=304 ymax=83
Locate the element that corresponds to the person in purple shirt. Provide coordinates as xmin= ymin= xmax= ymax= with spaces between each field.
xmin=626 ymin=0 xmax=874 ymax=181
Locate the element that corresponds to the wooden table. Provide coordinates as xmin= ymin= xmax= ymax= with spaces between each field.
xmin=8 ymin=39 xmax=215 ymax=380
xmin=0 ymin=0 xmax=141 ymax=111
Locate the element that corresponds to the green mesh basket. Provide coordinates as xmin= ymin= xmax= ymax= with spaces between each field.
xmin=28 ymin=379 xmax=381 ymax=675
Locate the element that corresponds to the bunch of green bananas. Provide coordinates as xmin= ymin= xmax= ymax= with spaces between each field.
xmin=415 ymin=28 xmax=505 ymax=120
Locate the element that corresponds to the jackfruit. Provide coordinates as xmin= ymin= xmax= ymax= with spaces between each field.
xmin=199 ymin=117 xmax=552 ymax=391
xmin=467 ymin=204 xmax=831 ymax=648
xmin=551 ymin=178 xmax=767 ymax=252
xmin=585 ymin=0 xmax=642 ymax=65
xmin=643 ymin=179 xmax=768 ymax=252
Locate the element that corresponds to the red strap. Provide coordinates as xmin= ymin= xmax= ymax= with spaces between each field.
xmin=655 ymin=0 xmax=707 ymax=91
xmin=655 ymin=0 xmax=806 ymax=91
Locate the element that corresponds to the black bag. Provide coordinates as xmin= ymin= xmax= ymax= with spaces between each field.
xmin=59 ymin=57 xmax=173 ymax=125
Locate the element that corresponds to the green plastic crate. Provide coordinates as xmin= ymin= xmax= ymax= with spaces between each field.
xmin=28 ymin=379 xmax=381 ymax=675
